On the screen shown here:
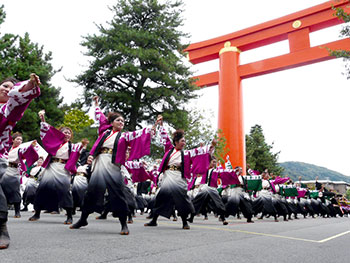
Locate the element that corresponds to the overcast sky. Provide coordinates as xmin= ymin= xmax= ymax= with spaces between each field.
xmin=1 ymin=0 xmax=350 ymax=176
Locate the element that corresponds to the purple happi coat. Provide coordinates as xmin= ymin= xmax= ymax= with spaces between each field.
xmin=18 ymin=144 xmax=39 ymax=176
xmin=89 ymin=107 xmax=153 ymax=165
xmin=0 ymin=81 xmax=40 ymax=159
xmin=200 ymin=168 xmax=220 ymax=188
xmin=149 ymin=168 xmax=158 ymax=184
xmin=297 ymin=188 xmax=307 ymax=198
xmin=40 ymin=122 xmax=83 ymax=174
xmin=125 ymin=160 xmax=152 ymax=183
xmin=216 ymin=168 xmax=241 ymax=187
xmin=270 ymin=176 xmax=290 ymax=193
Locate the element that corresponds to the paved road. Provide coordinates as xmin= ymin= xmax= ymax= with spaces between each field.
xmin=2 ymin=210 xmax=350 ymax=263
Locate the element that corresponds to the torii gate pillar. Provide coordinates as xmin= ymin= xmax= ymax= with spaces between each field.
xmin=218 ymin=43 xmax=245 ymax=171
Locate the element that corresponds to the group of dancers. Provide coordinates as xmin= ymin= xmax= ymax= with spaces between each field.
xmin=0 ymin=75 xmax=348 ymax=250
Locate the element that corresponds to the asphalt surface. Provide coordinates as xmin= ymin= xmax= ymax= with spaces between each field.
xmin=2 ymin=209 xmax=350 ymax=263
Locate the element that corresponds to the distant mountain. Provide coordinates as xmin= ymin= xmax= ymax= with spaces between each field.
xmin=280 ymin=161 xmax=350 ymax=183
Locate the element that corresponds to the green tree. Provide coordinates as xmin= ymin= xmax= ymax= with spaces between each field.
xmin=62 ymin=108 xmax=94 ymax=134
xmin=245 ymin=124 xmax=284 ymax=175
xmin=0 ymin=6 xmax=64 ymax=141
xmin=331 ymin=1 xmax=350 ymax=78
xmin=74 ymin=0 xmax=198 ymax=131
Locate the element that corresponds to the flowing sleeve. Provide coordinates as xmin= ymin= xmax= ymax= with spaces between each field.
xmin=219 ymin=169 xmax=240 ymax=186
xmin=0 ymin=81 xmax=40 ymax=122
xmin=297 ymin=188 xmax=307 ymax=198
xmin=189 ymin=145 xmax=211 ymax=175
xmin=39 ymin=122 xmax=65 ymax=155
xmin=159 ymin=126 xmax=173 ymax=153
xmin=126 ymin=161 xmax=152 ymax=183
xmin=18 ymin=144 xmax=39 ymax=176
xmin=272 ymin=176 xmax=290 ymax=185
xmin=65 ymin=142 xmax=83 ymax=174
xmin=125 ymin=127 xmax=152 ymax=161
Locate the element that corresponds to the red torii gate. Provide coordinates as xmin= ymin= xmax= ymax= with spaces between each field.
xmin=184 ymin=0 xmax=350 ymax=173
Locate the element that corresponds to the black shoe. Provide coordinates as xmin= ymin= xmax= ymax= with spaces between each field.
xmin=70 ymin=219 xmax=88 ymax=229
xmin=182 ymin=223 xmax=190 ymax=230
xmin=20 ymin=207 xmax=28 ymax=212
xmin=0 ymin=222 xmax=10 ymax=249
xmin=144 ymin=221 xmax=157 ymax=227
xmin=64 ymin=218 xmax=73 ymax=225
xmin=14 ymin=212 xmax=21 ymax=218
xmin=120 ymin=224 xmax=129 ymax=235
xmin=28 ymin=215 xmax=40 ymax=221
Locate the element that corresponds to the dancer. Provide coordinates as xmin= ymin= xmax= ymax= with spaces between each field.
xmin=224 ymin=166 xmax=255 ymax=223
xmin=144 ymin=124 xmax=216 ymax=230
xmin=70 ymin=96 xmax=161 ymax=235
xmin=0 ymin=134 xmax=39 ymax=218
xmin=0 ymin=74 xmax=41 ymax=249
xmin=29 ymin=110 xmax=87 ymax=224
xmin=188 ymin=157 xmax=228 ymax=224
xmin=253 ymin=172 xmax=279 ymax=222
xmin=21 ymin=156 xmax=44 ymax=212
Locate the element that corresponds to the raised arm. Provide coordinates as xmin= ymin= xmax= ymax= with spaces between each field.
xmin=38 ymin=110 xmax=46 ymax=123
xmin=151 ymin=115 xmax=163 ymax=136
xmin=93 ymin=96 xmax=111 ymax=134
xmin=1 ymin=74 xmax=41 ymax=121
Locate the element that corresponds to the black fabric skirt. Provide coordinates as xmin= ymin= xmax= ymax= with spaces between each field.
xmin=253 ymin=191 xmax=277 ymax=216
xmin=192 ymin=185 xmax=226 ymax=216
xmin=22 ymin=178 xmax=38 ymax=205
xmin=152 ymin=170 xmax=194 ymax=219
xmin=300 ymin=199 xmax=315 ymax=216
xmin=272 ymin=196 xmax=289 ymax=217
xmin=225 ymin=187 xmax=254 ymax=219
xmin=71 ymin=175 xmax=88 ymax=208
xmin=34 ymin=162 xmax=73 ymax=211
xmin=81 ymin=153 xmax=129 ymax=218
xmin=0 ymin=166 xmax=21 ymax=204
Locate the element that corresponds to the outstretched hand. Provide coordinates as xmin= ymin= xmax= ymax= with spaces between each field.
xmin=81 ymin=138 xmax=89 ymax=147
xmin=20 ymin=73 xmax=41 ymax=92
xmin=38 ymin=110 xmax=46 ymax=122
xmin=93 ymin=96 xmax=99 ymax=107
xmin=156 ymin=115 xmax=163 ymax=126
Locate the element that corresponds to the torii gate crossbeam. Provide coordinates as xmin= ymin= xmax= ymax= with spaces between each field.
xmin=185 ymin=0 xmax=350 ymax=173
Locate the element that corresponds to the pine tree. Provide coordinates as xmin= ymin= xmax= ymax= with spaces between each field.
xmin=245 ymin=125 xmax=284 ymax=175
xmin=74 ymin=0 xmax=198 ymax=131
